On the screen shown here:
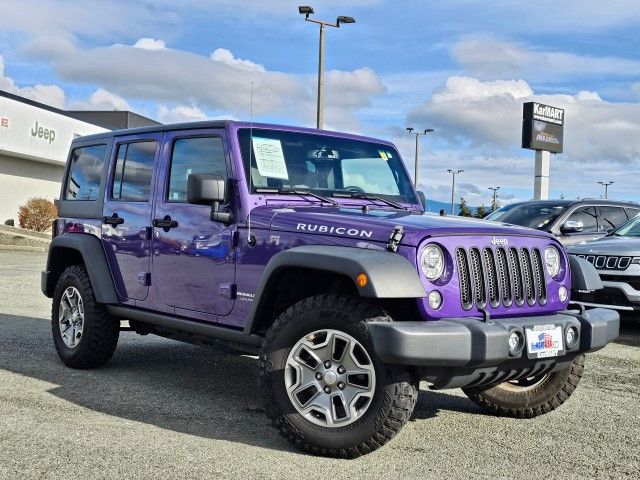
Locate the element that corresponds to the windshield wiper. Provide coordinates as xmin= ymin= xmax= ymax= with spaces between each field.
xmin=332 ymin=192 xmax=404 ymax=210
xmin=254 ymin=188 xmax=339 ymax=206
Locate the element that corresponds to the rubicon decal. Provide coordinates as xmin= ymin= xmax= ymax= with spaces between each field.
xmin=296 ymin=223 xmax=373 ymax=238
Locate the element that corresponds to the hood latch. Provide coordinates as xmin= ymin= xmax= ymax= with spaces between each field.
xmin=386 ymin=225 xmax=404 ymax=252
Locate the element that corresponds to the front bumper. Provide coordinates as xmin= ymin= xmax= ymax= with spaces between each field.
xmin=572 ymin=281 xmax=640 ymax=311
xmin=368 ymin=308 xmax=619 ymax=389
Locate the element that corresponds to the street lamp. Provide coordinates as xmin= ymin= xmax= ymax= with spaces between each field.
xmin=406 ymin=127 xmax=435 ymax=188
xmin=488 ymin=186 xmax=501 ymax=211
xmin=447 ymin=169 xmax=464 ymax=215
xmin=298 ymin=6 xmax=356 ymax=129
xmin=598 ymin=180 xmax=614 ymax=199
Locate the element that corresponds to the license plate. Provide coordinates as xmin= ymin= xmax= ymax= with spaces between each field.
xmin=525 ymin=324 xmax=564 ymax=359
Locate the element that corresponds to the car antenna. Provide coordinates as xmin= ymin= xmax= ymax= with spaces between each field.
xmin=247 ymin=81 xmax=256 ymax=247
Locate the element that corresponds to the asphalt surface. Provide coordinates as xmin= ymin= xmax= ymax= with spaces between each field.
xmin=1 ymin=250 xmax=639 ymax=479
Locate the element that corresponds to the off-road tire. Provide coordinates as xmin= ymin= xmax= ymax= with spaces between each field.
xmin=462 ymin=355 xmax=585 ymax=418
xmin=52 ymin=265 xmax=119 ymax=368
xmin=259 ymin=294 xmax=417 ymax=458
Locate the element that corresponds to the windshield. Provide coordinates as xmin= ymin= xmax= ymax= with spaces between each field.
xmin=612 ymin=215 xmax=640 ymax=237
xmin=484 ymin=202 xmax=568 ymax=230
xmin=237 ymin=128 xmax=418 ymax=205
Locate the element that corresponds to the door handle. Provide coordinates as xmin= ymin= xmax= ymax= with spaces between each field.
xmin=102 ymin=214 xmax=124 ymax=226
xmin=152 ymin=215 xmax=178 ymax=232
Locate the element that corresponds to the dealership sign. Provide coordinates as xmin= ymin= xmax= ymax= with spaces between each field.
xmin=0 ymin=96 xmax=106 ymax=165
xmin=522 ymin=102 xmax=564 ymax=153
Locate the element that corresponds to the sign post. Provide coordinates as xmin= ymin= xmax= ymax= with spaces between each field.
xmin=522 ymin=102 xmax=564 ymax=200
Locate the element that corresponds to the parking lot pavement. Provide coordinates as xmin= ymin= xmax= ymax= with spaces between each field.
xmin=1 ymin=250 xmax=639 ymax=479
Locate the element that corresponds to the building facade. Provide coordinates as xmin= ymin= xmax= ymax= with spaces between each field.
xmin=0 ymin=90 xmax=158 ymax=223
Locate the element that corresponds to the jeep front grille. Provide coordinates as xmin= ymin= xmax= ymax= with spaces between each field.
xmin=456 ymin=246 xmax=547 ymax=310
xmin=574 ymin=254 xmax=632 ymax=271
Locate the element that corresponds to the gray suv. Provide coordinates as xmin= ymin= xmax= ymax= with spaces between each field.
xmin=485 ymin=199 xmax=640 ymax=246
xmin=567 ymin=215 xmax=640 ymax=313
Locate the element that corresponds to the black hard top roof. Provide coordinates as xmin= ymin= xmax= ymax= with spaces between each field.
xmin=74 ymin=120 xmax=233 ymax=142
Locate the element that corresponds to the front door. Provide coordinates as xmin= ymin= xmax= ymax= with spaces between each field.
xmin=151 ymin=129 xmax=235 ymax=317
xmin=101 ymin=134 xmax=161 ymax=302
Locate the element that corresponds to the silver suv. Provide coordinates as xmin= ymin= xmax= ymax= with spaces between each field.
xmin=566 ymin=215 xmax=640 ymax=313
xmin=485 ymin=199 xmax=640 ymax=246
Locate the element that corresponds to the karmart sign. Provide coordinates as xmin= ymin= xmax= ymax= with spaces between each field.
xmin=522 ymin=102 xmax=564 ymax=153
xmin=531 ymin=103 xmax=564 ymax=125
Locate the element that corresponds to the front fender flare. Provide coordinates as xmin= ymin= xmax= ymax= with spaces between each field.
xmin=244 ymin=245 xmax=426 ymax=334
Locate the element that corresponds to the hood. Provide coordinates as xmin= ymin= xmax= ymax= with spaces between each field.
xmin=566 ymin=235 xmax=640 ymax=256
xmin=248 ymin=204 xmax=556 ymax=246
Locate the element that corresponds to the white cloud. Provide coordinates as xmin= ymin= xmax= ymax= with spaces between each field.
xmin=133 ymin=38 xmax=166 ymax=51
xmin=69 ymin=88 xmax=131 ymax=110
xmin=0 ymin=54 xmax=65 ymax=108
xmin=210 ymin=48 xmax=264 ymax=72
xmin=157 ymin=104 xmax=208 ymax=123
xmin=452 ymin=38 xmax=640 ymax=81
xmin=408 ymin=76 xmax=640 ymax=165
xmin=41 ymin=42 xmax=384 ymax=131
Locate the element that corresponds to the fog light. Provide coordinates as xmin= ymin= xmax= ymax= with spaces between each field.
xmin=565 ymin=325 xmax=579 ymax=349
xmin=508 ymin=331 xmax=524 ymax=356
xmin=558 ymin=285 xmax=568 ymax=302
xmin=428 ymin=291 xmax=442 ymax=310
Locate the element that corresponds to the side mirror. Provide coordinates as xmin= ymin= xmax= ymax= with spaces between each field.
xmin=561 ymin=220 xmax=584 ymax=234
xmin=187 ymin=174 xmax=232 ymax=224
xmin=416 ymin=191 xmax=427 ymax=209
xmin=187 ymin=174 xmax=225 ymax=205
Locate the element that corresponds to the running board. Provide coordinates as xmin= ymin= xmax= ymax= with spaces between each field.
xmin=107 ymin=306 xmax=264 ymax=350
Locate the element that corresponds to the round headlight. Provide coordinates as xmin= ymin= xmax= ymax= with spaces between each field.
xmin=421 ymin=244 xmax=445 ymax=280
xmin=544 ymin=246 xmax=561 ymax=277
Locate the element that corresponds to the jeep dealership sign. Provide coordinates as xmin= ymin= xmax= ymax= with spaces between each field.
xmin=522 ymin=102 xmax=564 ymax=153
xmin=0 ymin=95 xmax=106 ymax=165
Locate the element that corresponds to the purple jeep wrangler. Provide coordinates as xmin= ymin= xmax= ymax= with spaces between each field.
xmin=42 ymin=121 xmax=619 ymax=457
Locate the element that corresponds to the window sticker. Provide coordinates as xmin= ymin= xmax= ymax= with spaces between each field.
xmin=252 ymin=137 xmax=289 ymax=179
xmin=377 ymin=150 xmax=388 ymax=160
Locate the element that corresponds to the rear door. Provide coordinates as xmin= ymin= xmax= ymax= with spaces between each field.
xmin=101 ymin=134 xmax=161 ymax=302
xmin=150 ymin=129 xmax=236 ymax=319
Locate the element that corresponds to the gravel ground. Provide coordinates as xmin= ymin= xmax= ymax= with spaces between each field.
xmin=0 ymin=250 xmax=639 ymax=479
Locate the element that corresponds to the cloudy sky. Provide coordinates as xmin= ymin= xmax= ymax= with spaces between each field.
xmin=1 ymin=0 xmax=639 ymax=206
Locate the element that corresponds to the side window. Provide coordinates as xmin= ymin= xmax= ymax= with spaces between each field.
xmin=64 ymin=144 xmax=107 ymax=200
xmin=111 ymin=141 xmax=157 ymax=201
xmin=598 ymin=206 xmax=628 ymax=231
xmin=167 ymin=136 xmax=227 ymax=202
xmin=566 ymin=206 xmax=597 ymax=233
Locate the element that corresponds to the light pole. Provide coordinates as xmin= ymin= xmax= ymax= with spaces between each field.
xmin=406 ymin=127 xmax=434 ymax=188
xmin=447 ymin=169 xmax=464 ymax=215
xmin=488 ymin=186 xmax=500 ymax=211
xmin=598 ymin=180 xmax=614 ymax=199
xmin=298 ymin=6 xmax=355 ymax=130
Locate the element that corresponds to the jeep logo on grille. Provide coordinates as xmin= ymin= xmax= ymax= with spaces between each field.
xmin=491 ymin=237 xmax=509 ymax=246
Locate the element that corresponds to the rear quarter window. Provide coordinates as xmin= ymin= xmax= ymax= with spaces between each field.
xmin=64 ymin=144 xmax=108 ymax=201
